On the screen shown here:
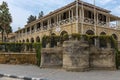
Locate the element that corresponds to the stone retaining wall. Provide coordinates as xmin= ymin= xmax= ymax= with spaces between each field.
xmin=0 ymin=53 xmax=36 ymax=64
xmin=41 ymin=48 xmax=63 ymax=68
xmin=90 ymin=47 xmax=116 ymax=70
xmin=41 ymin=40 xmax=116 ymax=71
xmin=63 ymin=41 xmax=89 ymax=71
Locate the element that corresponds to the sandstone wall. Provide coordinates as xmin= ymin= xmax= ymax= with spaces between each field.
xmin=41 ymin=48 xmax=63 ymax=68
xmin=0 ymin=53 xmax=36 ymax=65
xmin=63 ymin=40 xmax=116 ymax=71
xmin=63 ymin=40 xmax=89 ymax=71
xmin=90 ymin=46 xmax=116 ymax=70
xmin=41 ymin=40 xmax=116 ymax=71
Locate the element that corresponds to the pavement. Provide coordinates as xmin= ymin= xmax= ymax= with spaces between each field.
xmin=0 ymin=64 xmax=120 ymax=80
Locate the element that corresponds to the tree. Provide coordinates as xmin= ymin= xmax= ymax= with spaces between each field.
xmin=27 ymin=15 xmax=36 ymax=23
xmin=0 ymin=1 xmax=12 ymax=42
xmin=6 ymin=26 xmax=12 ymax=37
xmin=38 ymin=11 xmax=44 ymax=19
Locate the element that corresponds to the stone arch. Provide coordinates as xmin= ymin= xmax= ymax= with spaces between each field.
xmin=60 ymin=31 xmax=68 ymax=36
xmin=23 ymin=40 xmax=25 ymax=43
xmin=86 ymin=30 xmax=94 ymax=45
xmin=42 ymin=35 xmax=47 ymax=48
xmin=112 ymin=34 xmax=118 ymax=40
xmin=100 ymin=32 xmax=107 ymax=48
xmin=100 ymin=32 xmax=106 ymax=35
xmin=86 ymin=30 xmax=94 ymax=35
xmin=36 ymin=36 xmax=40 ymax=42
xmin=26 ymin=39 xmax=29 ymax=43
xmin=31 ymin=37 xmax=34 ymax=43
xmin=60 ymin=30 xmax=69 ymax=42
xmin=51 ymin=33 xmax=56 ymax=35
xmin=19 ymin=40 xmax=21 ymax=43
xmin=51 ymin=33 xmax=57 ymax=47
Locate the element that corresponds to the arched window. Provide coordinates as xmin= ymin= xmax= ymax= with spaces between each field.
xmin=31 ymin=38 xmax=34 ymax=43
xmin=60 ymin=31 xmax=69 ymax=43
xmin=23 ymin=40 xmax=25 ymax=43
xmin=19 ymin=40 xmax=21 ymax=43
xmin=86 ymin=30 xmax=94 ymax=35
xmin=111 ymin=34 xmax=118 ymax=48
xmin=60 ymin=31 xmax=68 ymax=36
xmin=36 ymin=36 xmax=40 ymax=42
xmin=86 ymin=30 xmax=94 ymax=45
xmin=51 ymin=33 xmax=57 ymax=48
xmin=99 ymin=32 xmax=107 ymax=48
xmin=100 ymin=32 xmax=106 ymax=35
xmin=112 ymin=34 xmax=118 ymax=40
xmin=26 ymin=39 xmax=29 ymax=43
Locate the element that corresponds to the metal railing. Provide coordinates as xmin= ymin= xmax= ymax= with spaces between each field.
xmin=84 ymin=17 xmax=94 ymax=25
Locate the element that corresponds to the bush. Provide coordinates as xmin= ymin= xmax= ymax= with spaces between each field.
xmin=34 ymin=43 xmax=41 ymax=66
xmin=0 ymin=43 xmax=25 ymax=52
xmin=71 ymin=33 xmax=81 ymax=40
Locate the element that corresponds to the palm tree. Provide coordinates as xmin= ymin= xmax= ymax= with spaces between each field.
xmin=0 ymin=1 xmax=12 ymax=42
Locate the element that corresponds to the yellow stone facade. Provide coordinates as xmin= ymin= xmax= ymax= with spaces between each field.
xmin=14 ymin=0 xmax=120 ymax=43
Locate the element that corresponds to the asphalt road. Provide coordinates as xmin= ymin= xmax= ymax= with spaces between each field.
xmin=0 ymin=64 xmax=120 ymax=80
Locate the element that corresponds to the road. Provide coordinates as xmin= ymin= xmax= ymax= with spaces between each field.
xmin=0 ymin=64 xmax=120 ymax=80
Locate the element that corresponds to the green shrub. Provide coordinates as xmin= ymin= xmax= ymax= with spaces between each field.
xmin=71 ymin=33 xmax=81 ymax=40
xmin=34 ymin=43 xmax=41 ymax=66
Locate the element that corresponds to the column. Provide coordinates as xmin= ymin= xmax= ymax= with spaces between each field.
xmin=57 ymin=14 xmax=59 ymax=26
xmin=41 ymin=22 xmax=43 ymax=31
xmin=72 ymin=9 xmax=74 ymax=20
xmin=25 ymin=28 xmax=27 ymax=35
xmin=34 ymin=24 xmax=37 ymax=32
xmin=30 ymin=27 xmax=32 ymax=35
xmin=108 ymin=16 xmax=110 ymax=28
xmin=96 ymin=12 xmax=98 ymax=27
xmin=69 ymin=9 xmax=71 ymax=21
xmin=81 ymin=2 xmax=84 ymax=34
xmin=48 ymin=19 xmax=50 ymax=30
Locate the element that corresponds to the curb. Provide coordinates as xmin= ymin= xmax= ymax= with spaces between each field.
xmin=0 ymin=73 xmax=48 ymax=80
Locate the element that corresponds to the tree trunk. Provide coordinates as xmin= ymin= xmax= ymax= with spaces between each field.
xmin=1 ymin=30 xmax=4 ymax=42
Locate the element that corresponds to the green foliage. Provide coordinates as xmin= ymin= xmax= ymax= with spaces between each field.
xmin=0 ymin=1 xmax=12 ymax=42
xmin=6 ymin=26 xmax=12 ymax=36
xmin=54 ymin=35 xmax=60 ymax=42
xmin=62 ymin=34 xmax=69 ymax=41
xmin=0 ymin=43 xmax=24 ymax=52
xmin=71 ymin=33 xmax=81 ymax=40
xmin=24 ymin=43 xmax=33 ymax=51
xmin=27 ymin=15 xmax=36 ymax=23
xmin=34 ymin=43 xmax=41 ymax=66
xmin=38 ymin=11 xmax=44 ymax=19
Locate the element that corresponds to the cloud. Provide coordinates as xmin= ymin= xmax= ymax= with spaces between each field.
xmin=110 ymin=5 xmax=120 ymax=17
xmin=1 ymin=0 xmax=120 ymax=32
xmin=0 ymin=0 xmax=74 ymax=32
xmin=98 ymin=0 xmax=113 ymax=5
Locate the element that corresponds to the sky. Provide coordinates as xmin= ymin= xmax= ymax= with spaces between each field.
xmin=0 ymin=0 xmax=120 ymax=32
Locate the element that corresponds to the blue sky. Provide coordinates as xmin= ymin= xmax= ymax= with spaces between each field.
xmin=0 ymin=0 xmax=120 ymax=32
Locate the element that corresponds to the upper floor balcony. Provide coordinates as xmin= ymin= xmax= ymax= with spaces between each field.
xmin=15 ymin=0 xmax=120 ymax=39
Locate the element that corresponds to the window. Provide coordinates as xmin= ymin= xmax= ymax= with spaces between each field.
xmin=84 ymin=10 xmax=94 ymax=19
xmin=98 ymin=14 xmax=106 ymax=22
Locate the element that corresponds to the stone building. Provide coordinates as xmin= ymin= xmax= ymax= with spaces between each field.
xmin=14 ymin=0 xmax=120 ymax=44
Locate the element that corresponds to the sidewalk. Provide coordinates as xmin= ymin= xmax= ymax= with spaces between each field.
xmin=0 ymin=64 xmax=120 ymax=80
